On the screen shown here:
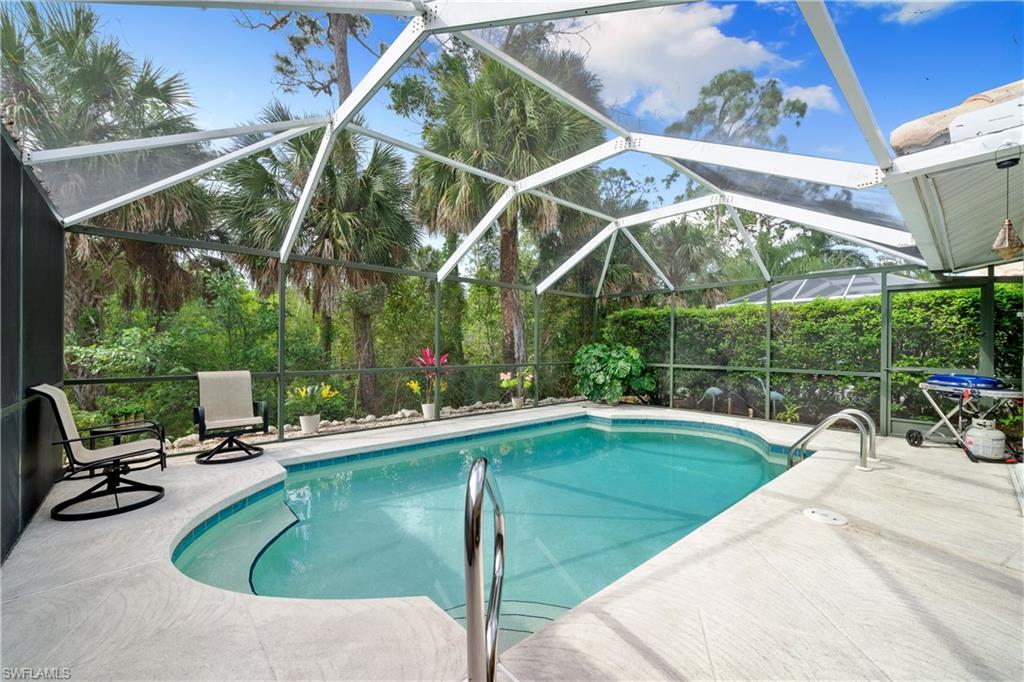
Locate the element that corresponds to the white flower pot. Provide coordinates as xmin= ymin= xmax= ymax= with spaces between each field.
xmin=511 ymin=396 xmax=525 ymax=409
xmin=421 ymin=403 xmax=437 ymax=420
xmin=299 ymin=414 xmax=321 ymax=435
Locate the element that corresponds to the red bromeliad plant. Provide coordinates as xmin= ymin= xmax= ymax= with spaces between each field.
xmin=411 ymin=347 xmax=448 ymax=399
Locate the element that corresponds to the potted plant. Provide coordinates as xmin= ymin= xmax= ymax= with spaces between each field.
xmin=287 ymin=383 xmax=339 ymax=435
xmin=107 ymin=404 xmax=144 ymax=426
xmin=499 ymin=370 xmax=533 ymax=409
xmin=409 ymin=347 xmax=448 ymax=419
xmin=572 ymin=343 xmax=656 ymax=405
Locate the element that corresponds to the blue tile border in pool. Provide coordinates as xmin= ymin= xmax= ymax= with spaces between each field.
xmin=174 ymin=413 xmax=803 ymax=563
xmin=172 ymin=481 xmax=285 ymax=562
xmin=282 ymin=414 xmax=592 ymax=473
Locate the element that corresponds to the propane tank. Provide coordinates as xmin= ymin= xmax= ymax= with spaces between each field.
xmin=964 ymin=419 xmax=1006 ymax=459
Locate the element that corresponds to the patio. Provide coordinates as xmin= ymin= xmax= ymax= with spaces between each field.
xmin=1 ymin=1 xmax=1022 ymax=680
xmin=2 ymin=405 xmax=1021 ymax=679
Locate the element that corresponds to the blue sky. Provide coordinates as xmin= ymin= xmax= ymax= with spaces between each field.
xmin=86 ymin=1 xmax=1022 ymax=187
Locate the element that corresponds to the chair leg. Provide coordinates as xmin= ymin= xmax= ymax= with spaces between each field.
xmin=194 ymin=435 xmax=264 ymax=465
xmin=51 ymin=465 xmax=164 ymax=521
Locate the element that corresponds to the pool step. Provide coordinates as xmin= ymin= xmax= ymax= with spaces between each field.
xmin=444 ymin=599 xmax=571 ymax=651
xmin=173 ymin=497 xmax=298 ymax=595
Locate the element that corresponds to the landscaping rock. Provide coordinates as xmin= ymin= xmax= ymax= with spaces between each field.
xmin=319 ymin=420 xmax=331 ymax=429
xmin=345 ymin=417 xmax=357 ymax=424
xmin=268 ymin=426 xmax=278 ymax=434
xmin=441 ymin=406 xmax=454 ymax=416
xmin=283 ymin=424 xmax=297 ymax=433
xmin=172 ymin=433 xmax=199 ymax=448
xmin=399 ymin=408 xmax=420 ymax=419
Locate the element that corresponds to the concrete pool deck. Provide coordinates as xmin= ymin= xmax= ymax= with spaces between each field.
xmin=1 ymin=404 xmax=1021 ymax=680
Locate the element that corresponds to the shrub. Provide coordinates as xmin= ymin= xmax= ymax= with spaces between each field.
xmin=599 ymin=285 xmax=1023 ymax=425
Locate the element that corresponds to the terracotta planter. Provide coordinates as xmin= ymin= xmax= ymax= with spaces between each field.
xmin=421 ymin=403 xmax=437 ymax=420
xmin=299 ymin=413 xmax=321 ymax=435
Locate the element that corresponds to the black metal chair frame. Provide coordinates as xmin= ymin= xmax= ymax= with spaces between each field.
xmin=32 ymin=388 xmax=167 ymax=521
xmin=193 ymin=401 xmax=269 ymax=465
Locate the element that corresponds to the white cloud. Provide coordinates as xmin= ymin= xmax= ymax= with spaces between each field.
xmin=556 ymin=3 xmax=797 ymax=121
xmin=782 ymin=84 xmax=841 ymax=112
xmin=856 ymin=1 xmax=960 ymax=25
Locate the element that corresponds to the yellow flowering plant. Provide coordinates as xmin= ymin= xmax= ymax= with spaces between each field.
xmin=286 ymin=383 xmax=339 ymax=415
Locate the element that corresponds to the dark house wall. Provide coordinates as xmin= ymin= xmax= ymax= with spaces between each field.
xmin=1 ymin=133 xmax=65 ymax=561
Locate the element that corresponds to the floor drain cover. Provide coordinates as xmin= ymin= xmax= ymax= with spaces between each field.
xmin=802 ymin=508 xmax=848 ymax=525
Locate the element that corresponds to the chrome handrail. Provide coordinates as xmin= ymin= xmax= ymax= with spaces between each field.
xmin=839 ymin=409 xmax=878 ymax=462
xmin=464 ymin=457 xmax=505 ymax=682
xmin=788 ymin=412 xmax=872 ymax=471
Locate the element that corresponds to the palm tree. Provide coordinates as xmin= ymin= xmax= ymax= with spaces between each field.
xmin=410 ymin=37 xmax=606 ymax=365
xmin=634 ymin=213 xmax=730 ymax=306
xmin=1 ymin=2 xmax=212 ymax=320
xmin=723 ymin=223 xmax=870 ymax=283
xmin=217 ymin=104 xmax=416 ymax=416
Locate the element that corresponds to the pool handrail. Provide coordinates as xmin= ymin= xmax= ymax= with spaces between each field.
xmin=839 ymin=409 xmax=878 ymax=462
xmin=464 ymin=457 xmax=506 ymax=682
xmin=788 ymin=412 xmax=873 ymax=471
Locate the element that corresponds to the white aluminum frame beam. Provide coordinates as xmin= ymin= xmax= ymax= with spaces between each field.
xmin=24 ymin=117 xmax=329 ymax=165
xmin=427 ymin=1 xmax=697 ymax=33
xmin=632 ymin=134 xmax=883 ymax=189
xmin=348 ymin=123 xmax=615 ymax=222
xmin=280 ymin=17 xmax=428 ymax=261
xmin=436 ymin=138 xmax=627 ymax=280
xmin=797 ymin=0 xmax=891 ymax=169
xmin=725 ymin=205 xmax=771 ymax=281
xmin=87 ymin=1 xmax=420 ymax=15
xmin=618 ymin=226 xmax=673 ymax=289
xmin=617 ymin=194 xmax=721 ymax=228
xmin=62 ymin=124 xmax=318 ymax=227
xmin=724 ymin=193 xmax=925 ymax=265
xmin=537 ymin=221 xmax=620 ymax=294
xmin=514 ymin=138 xmax=627 ymax=193
xmin=594 ymin=229 xmax=619 ymax=298
xmin=455 ymin=31 xmax=631 ymax=138
xmin=437 ymin=187 xmax=517 ymax=281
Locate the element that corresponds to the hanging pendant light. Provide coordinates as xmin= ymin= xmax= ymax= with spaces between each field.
xmin=992 ymin=155 xmax=1022 ymax=260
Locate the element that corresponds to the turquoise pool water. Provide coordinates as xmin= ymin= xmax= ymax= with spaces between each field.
xmin=175 ymin=418 xmax=782 ymax=637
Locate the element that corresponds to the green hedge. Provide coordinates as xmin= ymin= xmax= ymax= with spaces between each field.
xmin=601 ymin=285 xmax=1023 ymax=426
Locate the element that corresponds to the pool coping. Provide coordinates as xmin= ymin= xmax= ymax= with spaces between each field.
xmin=3 ymin=403 xmax=1020 ymax=681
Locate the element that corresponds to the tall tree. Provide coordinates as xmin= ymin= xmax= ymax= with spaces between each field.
xmin=666 ymin=69 xmax=807 ymax=149
xmin=1 ymin=2 xmax=212 ymax=325
xmin=237 ymin=11 xmax=385 ymax=101
xmin=239 ymin=9 xmax=418 ymax=412
xmin=218 ymin=104 xmax=416 ymax=415
xmin=394 ymin=32 xmax=606 ymax=365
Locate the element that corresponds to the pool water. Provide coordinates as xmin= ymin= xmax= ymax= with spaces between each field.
xmin=177 ymin=420 xmax=782 ymax=641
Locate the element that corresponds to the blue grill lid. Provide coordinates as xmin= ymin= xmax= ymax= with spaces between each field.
xmin=927 ymin=374 xmax=1005 ymax=389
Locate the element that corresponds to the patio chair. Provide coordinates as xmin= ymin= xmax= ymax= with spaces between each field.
xmin=30 ymin=384 xmax=166 ymax=521
xmin=193 ymin=370 xmax=268 ymax=465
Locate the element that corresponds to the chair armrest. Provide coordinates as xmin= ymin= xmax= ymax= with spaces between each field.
xmin=54 ymin=424 xmax=163 ymax=446
xmin=254 ymin=401 xmax=269 ymax=433
xmin=193 ymin=406 xmax=207 ymax=441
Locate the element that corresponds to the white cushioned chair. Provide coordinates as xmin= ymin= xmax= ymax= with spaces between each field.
xmin=31 ymin=384 xmax=166 ymax=521
xmin=193 ymin=370 xmax=268 ymax=464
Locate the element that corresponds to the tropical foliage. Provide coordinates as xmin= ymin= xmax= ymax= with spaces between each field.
xmin=8 ymin=4 xmax=1013 ymax=446
xmin=572 ymin=343 xmax=656 ymax=404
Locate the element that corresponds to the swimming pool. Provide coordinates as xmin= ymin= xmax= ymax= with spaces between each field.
xmin=174 ymin=416 xmax=784 ymax=643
